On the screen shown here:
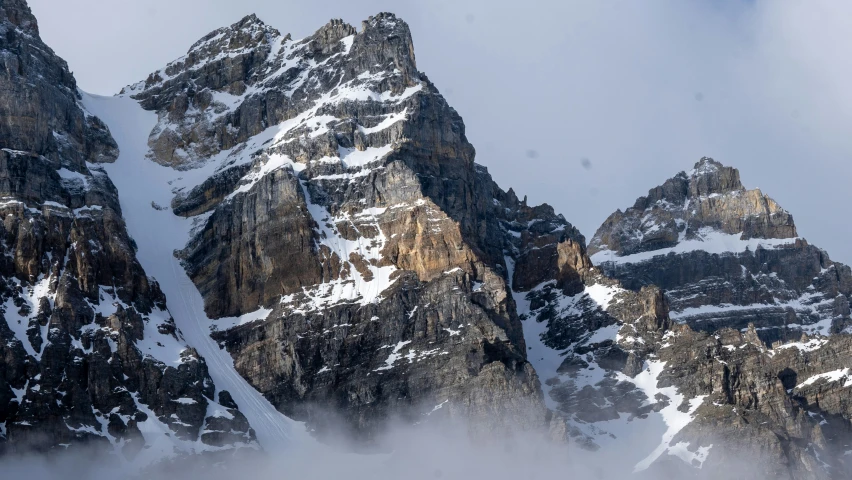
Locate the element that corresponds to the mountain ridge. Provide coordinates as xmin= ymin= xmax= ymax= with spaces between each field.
xmin=1 ymin=3 xmax=852 ymax=478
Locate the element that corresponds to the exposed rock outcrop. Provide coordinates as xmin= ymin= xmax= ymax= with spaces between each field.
xmin=0 ymin=0 xmax=255 ymax=464
xmin=4 ymin=3 xmax=852 ymax=478
xmin=588 ymin=157 xmax=852 ymax=343
xmin=518 ymin=157 xmax=852 ymax=478
xmin=117 ymin=12 xmax=550 ymax=442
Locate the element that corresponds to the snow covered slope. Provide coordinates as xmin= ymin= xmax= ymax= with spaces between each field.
xmin=82 ymin=93 xmax=303 ymax=451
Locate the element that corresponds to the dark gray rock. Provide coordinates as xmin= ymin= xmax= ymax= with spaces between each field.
xmin=5 ymin=3 xmax=852 ymax=478
xmin=0 ymin=0 xmax=255 ymax=463
xmin=589 ymin=157 xmax=852 ymax=342
xmin=125 ymin=12 xmax=554 ymax=443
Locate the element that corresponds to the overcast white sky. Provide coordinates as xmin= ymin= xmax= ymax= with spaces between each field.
xmin=28 ymin=0 xmax=852 ymax=263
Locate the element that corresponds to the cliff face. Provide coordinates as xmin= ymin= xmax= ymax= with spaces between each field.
xmin=537 ymin=156 xmax=852 ymax=478
xmin=109 ymin=13 xmax=553 ymax=440
xmin=4 ymin=2 xmax=852 ymax=478
xmin=0 ymin=0 xmax=255 ymax=465
xmin=589 ymin=157 xmax=852 ymax=344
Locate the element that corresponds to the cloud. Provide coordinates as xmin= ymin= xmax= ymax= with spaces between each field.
xmin=0 ymin=418 xmax=773 ymax=480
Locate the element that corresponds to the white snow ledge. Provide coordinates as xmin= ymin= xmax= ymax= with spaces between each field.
xmin=590 ymin=230 xmax=799 ymax=266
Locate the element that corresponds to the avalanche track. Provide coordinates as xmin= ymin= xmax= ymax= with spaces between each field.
xmin=82 ymin=92 xmax=302 ymax=450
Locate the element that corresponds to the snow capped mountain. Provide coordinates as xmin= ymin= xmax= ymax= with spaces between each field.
xmin=574 ymin=156 xmax=852 ymax=477
xmin=96 ymin=11 xmax=551 ymax=444
xmin=2 ymin=1 xmax=852 ymax=478
xmin=589 ymin=157 xmax=852 ymax=343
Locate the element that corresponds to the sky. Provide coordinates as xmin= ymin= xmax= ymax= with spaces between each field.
xmin=28 ymin=0 xmax=852 ymax=263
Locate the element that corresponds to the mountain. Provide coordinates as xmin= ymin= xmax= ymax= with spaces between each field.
xmin=589 ymin=157 xmax=852 ymax=343
xmin=0 ymin=0 xmax=255 ymax=466
xmin=2 ymin=1 xmax=852 ymax=478
xmin=538 ymin=157 xmax=852 ymax=478
xmin=99 ymin=11 xmax=560 ymax=442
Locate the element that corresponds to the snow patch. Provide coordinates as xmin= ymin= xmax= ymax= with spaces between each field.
xmin=585 ymin=283 xmax=620 ymax=310
xmin=211 ymin=307 xmax=273 ymax=332
xmin=775 ymin=337 xmax=828 ymax=353
xmin=2 ymin=275 xmax=55 ymax=360
xmin=795 ymin=369 xmax=851 ymax=389
xmin=591 ymin=227 xmax=798 ymax=266
xmin=375 ymin=340 xmax=412 ymax=371
xmin=624 ymin=361 xmax=707 ymax=472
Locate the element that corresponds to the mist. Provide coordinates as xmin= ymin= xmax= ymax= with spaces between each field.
xmin=0 ymin=416 xmax=774 ymax=480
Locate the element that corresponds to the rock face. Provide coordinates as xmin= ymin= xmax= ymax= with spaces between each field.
xmin=588 ymin=157 xmax=852 ymax=343
xmin=524 ymin=268 xmax=852 ymax=479
xmin=116 ymin=12 xmax=557 ymax=441
xmin=0 ymin=0 xmax=254 ymax=465
xmin=4 ymin=3 xmax=852 ymax=478
xmin=516 ymin=157 xmax=852 ymax=478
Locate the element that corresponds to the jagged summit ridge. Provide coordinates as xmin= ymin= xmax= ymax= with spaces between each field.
xmin=121 ymin=12 xmax=420 ymax=172
xmin=186 ymin=13 xmax=281 ymax=56
xmin=634 ymin=157 xmax=747 ymax=210
xmin=686 ymin=156 xmax=744 ymax=196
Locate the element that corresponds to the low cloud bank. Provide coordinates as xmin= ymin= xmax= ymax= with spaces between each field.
xmin=0 ymin=418 xmax=772 ymax=480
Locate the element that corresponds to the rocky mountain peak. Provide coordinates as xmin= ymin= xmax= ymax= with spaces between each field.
xmin=687 ymin=156 xmax=744 ymax=198
xmin=361 ymin=12 xmax=408 ymax=35
xmin=557 ymin=155 xmax=852 ymax=477
xmin=65 ymin=10 xmax=554 ymax=447
xmin=590 ymin=156 xmax=850 ymax=345
xmin=361 ymin=12 xmax=419 ymax=78
xmin=308 ymin=18 xmax=356 ymax=55
xmin=630 ymin=156 xmax=745 ymax=212
xmin=145 ymin=12 xmax=282 ymax=90
xmin=186 ymin=13 xmax=281 ymax=56
xmin=592 ymin=157 xmax=796 ymax=260
xmin=123 ymin=11 xmax=423 ymax=170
